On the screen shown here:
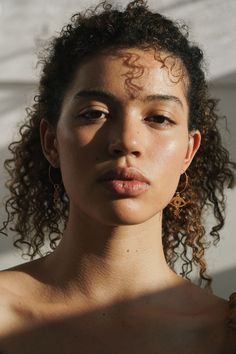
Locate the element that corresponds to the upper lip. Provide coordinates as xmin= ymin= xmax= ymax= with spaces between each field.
xmin=97 ymin=167 xmax=150 ymax=184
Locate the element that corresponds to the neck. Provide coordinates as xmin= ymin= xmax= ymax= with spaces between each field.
xmin=43 ymin=207 xmax=185 ymax=308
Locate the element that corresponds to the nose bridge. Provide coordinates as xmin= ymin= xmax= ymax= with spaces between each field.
xmin=108 ymin=107 xmax=144 ymax=155
xmin=119 ymin=111 xmax=140 ymax=142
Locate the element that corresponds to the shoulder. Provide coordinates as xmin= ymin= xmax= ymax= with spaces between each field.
xmin=0 ymin=276 xmax=25 ymax=338
xmin=181 ymin=281 xmax=229 ymax=315
xmin=227 ymin=292 xmax=236 ymax=330
xmin=0 ymin=257 xmax=49 ymax=298
xmin=228 ymin=292 xmax=236 ymax=324
xmin=226 ymin=292 xmax=236 ymax=352
xmin=0 ymin=265 xmax=44 ymax=338
xmin=0 ymin=263 xmax=33 ymax=306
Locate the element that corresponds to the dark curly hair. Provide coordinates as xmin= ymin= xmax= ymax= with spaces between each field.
xmin=1 ymin=0 xmax=235 ymax=289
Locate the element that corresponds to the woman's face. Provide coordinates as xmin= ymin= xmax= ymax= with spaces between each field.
xmin=46 ymin=48 xmax=201 ymax=225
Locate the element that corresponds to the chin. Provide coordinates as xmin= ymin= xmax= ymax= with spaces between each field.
xmin=88 ymin=200 xmax=160 ymax=226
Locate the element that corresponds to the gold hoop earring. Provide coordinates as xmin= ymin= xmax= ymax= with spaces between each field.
xmin=48 ymin=165 xmax=62 ymax=209
xmin=169 ymin=172 xmax=189 ymax=218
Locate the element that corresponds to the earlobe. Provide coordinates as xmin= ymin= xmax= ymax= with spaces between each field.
xmin=40 ymin=119 xmax=59 ymax=167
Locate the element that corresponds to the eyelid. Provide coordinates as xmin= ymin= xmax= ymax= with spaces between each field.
xmin=76 ymin=108 xmax=109 ymax=122
xmin=146 ymin=112 xmax=175 ymax=121
xmin=148 ymin=108 xmax=174 ymax=117
xmin=78 ymin=106 xmax=109 ymax=114
xmin=144 ymin=112 xmax=177 ymax=128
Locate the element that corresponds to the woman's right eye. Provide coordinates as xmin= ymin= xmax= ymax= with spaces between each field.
xmin=77 ymin=110 xmax=109 ymax=121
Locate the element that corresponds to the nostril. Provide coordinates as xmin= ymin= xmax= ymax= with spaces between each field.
xmin=108 ymin=140 xmax=142 ymax=157
xmin=133 ymin=150 xmax=141 ymax=157
xmin=112 ymin=149 xmax=140 ymax=157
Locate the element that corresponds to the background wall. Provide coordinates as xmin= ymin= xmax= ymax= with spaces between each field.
xmin=0 ymin=0 xmax=235 ymax=300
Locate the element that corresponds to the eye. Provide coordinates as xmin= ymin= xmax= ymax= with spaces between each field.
xmin=145 ymin=114 xmax=175 ymax=126
xmin=77 ymin=109 xmax=109 ymax=122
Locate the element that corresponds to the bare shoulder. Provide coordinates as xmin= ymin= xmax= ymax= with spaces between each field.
xmin=0 ymin=257 xmax=49 ymax=295
xmin=0 ymin=263 xmax=33 ymax=306
xmin=164 ymin=278 xmax=229 ymax=339
xmin=0 ymin=261 xmax=45 ymax=338
xmin=0 ymin=275 xmax=26 ymax=338
xmin=184 ymin=281 xmax=229 ymax=316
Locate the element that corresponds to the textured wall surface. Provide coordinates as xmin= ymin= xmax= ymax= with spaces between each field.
xmin=1 ymin=0 xmax=236 ymax=82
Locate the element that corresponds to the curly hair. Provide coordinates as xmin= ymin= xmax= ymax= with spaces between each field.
xmin=1 ymin=0 xmax=235 ymax=289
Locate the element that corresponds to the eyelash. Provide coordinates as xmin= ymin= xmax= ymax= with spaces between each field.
xmin=78 ymin=110 xmax=109 ymax=121
xmin=146 ymin=115 xmax=174 ymax=125
xmin=77 ymin=109 xmax=175 ymax=126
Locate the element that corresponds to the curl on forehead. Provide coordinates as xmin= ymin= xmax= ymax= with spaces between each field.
xmin=101 ymin=46 xmax=189 ymax=99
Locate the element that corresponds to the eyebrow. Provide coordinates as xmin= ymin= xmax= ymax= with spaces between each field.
xmin=73 ymin=88 xmax=184 ymax=109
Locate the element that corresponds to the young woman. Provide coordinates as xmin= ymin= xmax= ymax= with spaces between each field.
xmin=0 ymin=0 xmax=235 ymax=353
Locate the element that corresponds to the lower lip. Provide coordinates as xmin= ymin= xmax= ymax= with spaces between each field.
xmin=100 ymin=180 xmax=149 ymax=196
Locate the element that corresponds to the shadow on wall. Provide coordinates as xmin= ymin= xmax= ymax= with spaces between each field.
xmin=0 ymin=273 xmax=235 ymax=353
xmin=212 ymin=266 xmax=236 ymax=299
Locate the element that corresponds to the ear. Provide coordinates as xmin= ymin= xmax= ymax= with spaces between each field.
xmin=40 ymin=118 xmax=60 ymax=168
xmin=182 ymin=129 xmax=201 ymax=171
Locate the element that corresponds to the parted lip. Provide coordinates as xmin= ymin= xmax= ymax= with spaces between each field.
xmin=97 ymin=167 xmax=150 ymax=184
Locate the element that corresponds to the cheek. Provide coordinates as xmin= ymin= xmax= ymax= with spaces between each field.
xmin=149 ymin=137 xmax=188 ymax=201
xmin=56 ymin=132 xmax=87 ymax=190
xmin=56 ymin=127 xmax=105 ymax=194
xmin=151 ymin=137 xmax=187 ymax=171
xmin=57 ymin=124 xmax=100 ymax=163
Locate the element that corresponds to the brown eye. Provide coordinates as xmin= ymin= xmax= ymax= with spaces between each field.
xmin=146 ymin=115 xmax=174 ymax=125
xmin=77 ymin=109 xmax=108 ymax=123
xmin=78 ymin=109 xmax=108 ymax=121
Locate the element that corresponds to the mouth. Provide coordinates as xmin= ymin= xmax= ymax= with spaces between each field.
xmin=97 ymin=167 xmax=150 ymax=196
xmin=97 ymin=167 xmax=150 ymax=183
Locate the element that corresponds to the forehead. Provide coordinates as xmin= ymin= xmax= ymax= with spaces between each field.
xmin=68 ymin=48 xmax=188 ymax=104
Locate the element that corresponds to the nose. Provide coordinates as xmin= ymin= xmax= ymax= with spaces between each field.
xmin=107 ymin=117 xmax=144 ymax=158
xmin=108 ymin=139 xmax=141 ymax=158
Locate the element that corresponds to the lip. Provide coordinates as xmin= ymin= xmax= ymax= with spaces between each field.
xmin=97 ymin=167 xmax=150 ymax=196
xmin=97 ymin=167 xmax=150 ymax=184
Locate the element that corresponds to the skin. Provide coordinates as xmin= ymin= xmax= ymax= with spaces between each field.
xmin=0 ymin=48 xmax=232 ymax=353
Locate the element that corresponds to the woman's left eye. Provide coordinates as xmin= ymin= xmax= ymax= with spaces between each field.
xmin=145 ymin=115 xmax=174 ymax=126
